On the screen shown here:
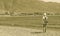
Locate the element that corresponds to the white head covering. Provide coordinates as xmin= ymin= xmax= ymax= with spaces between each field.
xmin=43 ymin=13 xmax=48 ymax=19
xmin=44 ymin=13 xmax=47 ymax=16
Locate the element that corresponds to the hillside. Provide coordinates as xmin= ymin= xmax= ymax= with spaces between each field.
xmin=0 ymin=0 xmax=60 ymax=13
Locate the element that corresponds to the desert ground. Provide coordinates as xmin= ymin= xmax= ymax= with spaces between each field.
xmin=0 ymin=26 xmax=60 ymax=36
xmin=0 ymin=16 xmax=60 ymax=36
xmin=0 ymin=0 xmax=60 ymax=36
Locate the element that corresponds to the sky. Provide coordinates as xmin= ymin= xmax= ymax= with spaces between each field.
xmin=40 ymin=0 xmax=60 ymax=3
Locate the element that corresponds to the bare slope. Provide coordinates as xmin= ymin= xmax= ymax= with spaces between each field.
xmin=0 ymin=0 xmax=60 ymax=13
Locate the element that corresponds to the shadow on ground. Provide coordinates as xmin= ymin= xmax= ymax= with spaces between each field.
xmin=31 ymin=31 xmax=43 ymax=34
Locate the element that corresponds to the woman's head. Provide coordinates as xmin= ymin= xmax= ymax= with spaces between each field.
xmin=44 ymin=13 xmax=47 ymax=16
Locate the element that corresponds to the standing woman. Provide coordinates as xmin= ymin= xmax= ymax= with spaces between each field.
xmin=43 ymin=13 xmax=48 ymax=33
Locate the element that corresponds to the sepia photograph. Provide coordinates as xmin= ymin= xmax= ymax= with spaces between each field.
xmin=0 ymin=0 xmax=60 ymax=36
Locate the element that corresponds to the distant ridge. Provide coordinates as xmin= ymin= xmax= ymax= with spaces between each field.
xmin=0 ymin=0 xmax=60 ymax=13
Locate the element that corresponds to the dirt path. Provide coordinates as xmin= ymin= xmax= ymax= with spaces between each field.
xmin=0 ymin=26 xmax=60 ymax=36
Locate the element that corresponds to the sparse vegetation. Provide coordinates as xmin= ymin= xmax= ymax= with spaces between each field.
xmin=0 ymin=0 xmax=60 ymax=30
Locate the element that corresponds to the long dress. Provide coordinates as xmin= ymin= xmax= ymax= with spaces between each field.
xmin=43 ymin=15 xmax=48 ymax=32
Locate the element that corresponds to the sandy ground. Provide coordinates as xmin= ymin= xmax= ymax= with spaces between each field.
xmin=0 ymin=26 xmax=60 ymax=36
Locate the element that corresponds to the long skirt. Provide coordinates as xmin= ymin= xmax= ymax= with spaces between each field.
xmin=43 ymin=20 xmax=48 ymax=32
